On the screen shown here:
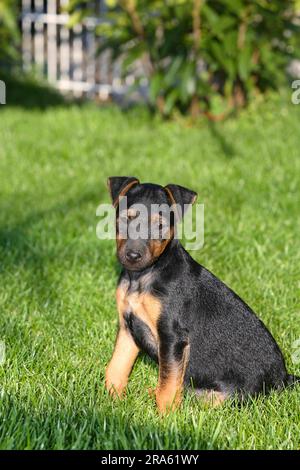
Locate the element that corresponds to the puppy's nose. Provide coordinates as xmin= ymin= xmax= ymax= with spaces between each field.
xmin=126 ymin=250 xmax=142 ymax=262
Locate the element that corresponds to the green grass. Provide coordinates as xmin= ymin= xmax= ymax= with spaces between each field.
xmin=0 ymin=77 xmax=299 ymax=450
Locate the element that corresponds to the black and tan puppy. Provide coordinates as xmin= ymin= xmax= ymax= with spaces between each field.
xmin=105 ymin=177 xmax=299 ymax=413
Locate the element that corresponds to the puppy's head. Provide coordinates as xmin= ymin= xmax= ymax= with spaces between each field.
xmin=108 ymin=177 xmax=197 ymax=271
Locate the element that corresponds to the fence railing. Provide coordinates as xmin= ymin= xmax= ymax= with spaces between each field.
xmin=21 ymin=0 xmax=128 ymax=98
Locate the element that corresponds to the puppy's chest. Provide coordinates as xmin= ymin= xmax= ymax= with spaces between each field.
xmin=116 ymin=277 xmax=161 ymax=340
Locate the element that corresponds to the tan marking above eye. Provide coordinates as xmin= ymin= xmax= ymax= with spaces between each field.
xmin=150 ymin=214 xmax=170 ymax=239
xmin=150 ymin=213 xmax=167 ymax=225
xmin=150 ymin=213 xmax=161 ymax=223
xmin=119 ymin=208 xmax=140 ymax=221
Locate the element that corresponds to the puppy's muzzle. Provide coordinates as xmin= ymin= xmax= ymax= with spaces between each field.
xmin=126 ymin=249 xmax=142 ymax=263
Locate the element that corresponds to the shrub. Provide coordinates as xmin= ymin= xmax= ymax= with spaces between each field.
xmin=0 ymin=0 xmax=19 ymax=62
xmin=69 ymin=0 xmax=299 ymax=117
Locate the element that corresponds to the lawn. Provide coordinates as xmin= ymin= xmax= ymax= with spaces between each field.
xmin=0 ymin=77 xmax=299 ymax=450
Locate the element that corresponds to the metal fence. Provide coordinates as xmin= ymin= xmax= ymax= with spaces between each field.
xmin=21 ymin=0 xmax=128 ymax=98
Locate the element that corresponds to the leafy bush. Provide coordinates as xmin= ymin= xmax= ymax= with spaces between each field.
xmin=69 ymin=0 xmax=299 ymax=117
xmin=0 ymin=0 xmax=19 ymax=62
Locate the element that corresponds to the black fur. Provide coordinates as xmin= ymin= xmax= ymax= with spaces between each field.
xmin=113 ymin=180 xmax=298 ymax=399
xmin=124 ymin=311 xmax=158 ymax=362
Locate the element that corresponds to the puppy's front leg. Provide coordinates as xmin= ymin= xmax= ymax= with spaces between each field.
xmin=105 ymin=327 xmax=140 ymax=398
xmin=155 ymin=336 xmax=190 ymax=414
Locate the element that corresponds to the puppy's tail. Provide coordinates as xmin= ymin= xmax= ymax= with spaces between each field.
xmin=286 ymin=374 xmax=300 ymax=388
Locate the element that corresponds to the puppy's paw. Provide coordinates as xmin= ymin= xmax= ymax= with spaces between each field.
xmin=155 ymin=388 xmax=181 ymax=414
xmin=105 ymin=372 xmax=127 ymax=399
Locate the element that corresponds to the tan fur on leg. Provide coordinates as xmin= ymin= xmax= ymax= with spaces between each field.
xmin=105 ymin=327 xmax=139 ymax=398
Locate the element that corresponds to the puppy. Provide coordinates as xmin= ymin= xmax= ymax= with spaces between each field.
xmin=105 ymin=177 xmax=299 ymax=413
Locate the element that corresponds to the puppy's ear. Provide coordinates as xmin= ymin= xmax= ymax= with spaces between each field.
xmin=107 ymin=176 xmax=139 ymax=207
xmin=164 ymin=184 xmax=197 ymax=221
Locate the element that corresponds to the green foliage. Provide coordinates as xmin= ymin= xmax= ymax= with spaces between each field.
xmin=0 ymin=0 xmax=19 ymax=62
xmin=68 ymin=0 xmax=299 ymax=116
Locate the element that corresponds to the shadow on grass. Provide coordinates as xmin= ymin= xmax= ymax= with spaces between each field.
xmin=0 ymin=394 xmax=218 ymax=450
xmin=0 ymin=187 xmax=107 ymax=306
xmin=207 ymin=121 xmax=236 ymax=159
xmin=1 ymin=71 xmax=76 ymax=109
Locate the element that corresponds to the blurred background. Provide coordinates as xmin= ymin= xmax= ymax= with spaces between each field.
xmin=1 ymin=0 xmax=300 ymax=114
